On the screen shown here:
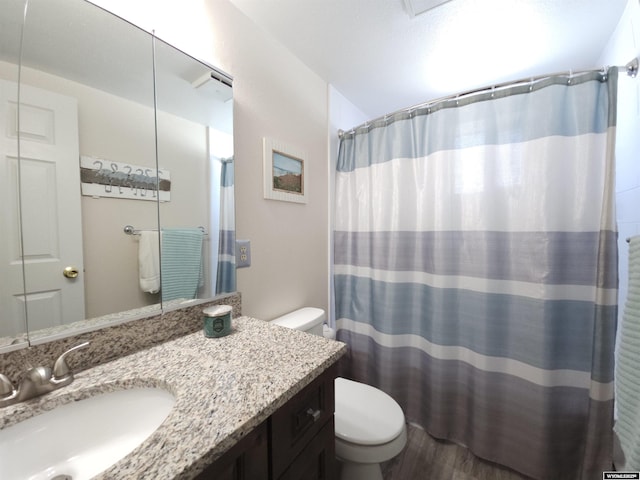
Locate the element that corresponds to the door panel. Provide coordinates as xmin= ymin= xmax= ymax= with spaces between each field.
xmin=19 ymin=83 xmax=85 ymax=329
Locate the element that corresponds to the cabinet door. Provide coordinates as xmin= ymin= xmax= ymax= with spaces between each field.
xmin=196 ymin=421 xmax=268 ymax=480
xmin=271 ymin=365 xmax=336 ymax=479
xmin=277 ymin=419 xmax=337 ymax=480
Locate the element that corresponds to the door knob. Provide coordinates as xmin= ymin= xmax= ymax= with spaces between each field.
xmin=63 ymin=266 xmax=79 ymax=279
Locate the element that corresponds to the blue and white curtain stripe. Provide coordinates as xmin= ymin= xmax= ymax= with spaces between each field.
xmin=334 ymin=68 xmax=618 ymax=479
xmin=216 ymin=157 xmax=236 ymax=294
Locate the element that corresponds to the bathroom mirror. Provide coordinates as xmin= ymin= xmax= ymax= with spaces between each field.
xmin=0 ymin=0 xmax=27 ymax=346
xmin=0 ymin=0 xmax=234 ymax=350
xmin=154 ymin=36 xmax=234 ymax=305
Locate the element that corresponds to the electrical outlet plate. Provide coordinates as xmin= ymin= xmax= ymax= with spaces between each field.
xmin=236 ymin=239 xmax=251 ymax=268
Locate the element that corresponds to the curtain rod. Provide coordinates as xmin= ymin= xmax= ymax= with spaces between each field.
xmin=338 ymin=57 xmax=639 ymax=139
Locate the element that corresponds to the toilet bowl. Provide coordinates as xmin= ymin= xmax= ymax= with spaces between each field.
xmin=271 ymin=308 xmax=407 ymax=480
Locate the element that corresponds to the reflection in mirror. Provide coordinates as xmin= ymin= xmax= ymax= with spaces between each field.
xmin=154 ymin=37 xmax=235 ymax=305
xmin=16 ymin=0 xmax=159 ymax=346
xmin=0 ymin=0 xmax=235 ymax=351
xmin=20 ymin=0 xmax=157 ymax=339
xmin=0 ymin=0 xmax=28 ymax=349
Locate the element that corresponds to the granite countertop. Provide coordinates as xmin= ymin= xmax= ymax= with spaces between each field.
xmin=0 ymin=316 xmax=346 ymax=479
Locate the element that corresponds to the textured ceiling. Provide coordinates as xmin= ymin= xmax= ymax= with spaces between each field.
xmin=228 ymin=0 xmax=629 ymax=119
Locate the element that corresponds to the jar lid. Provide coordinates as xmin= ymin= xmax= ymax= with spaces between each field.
xmin=203 ymin=305 xmax=232 ymax=317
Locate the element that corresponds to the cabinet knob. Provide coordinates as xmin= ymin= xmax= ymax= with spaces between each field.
xmin=306 ymin=408 xmax=321 ymax=422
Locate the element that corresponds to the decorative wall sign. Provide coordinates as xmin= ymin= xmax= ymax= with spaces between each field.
xmin=263 ymin=137 xmax=307 ymax=204
xmin=80 ymin=155 xmax=171 ymax=201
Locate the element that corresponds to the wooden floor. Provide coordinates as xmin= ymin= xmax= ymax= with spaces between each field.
xmin=381 ymin=423 xmax=533 ymax=480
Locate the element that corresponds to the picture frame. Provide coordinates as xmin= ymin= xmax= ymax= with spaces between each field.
xmin=263 ymin=137 xmax=307 ymax=204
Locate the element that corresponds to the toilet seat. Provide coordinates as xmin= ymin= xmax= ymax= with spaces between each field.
xmin=334 ymin=377 xmax=405 ymax=445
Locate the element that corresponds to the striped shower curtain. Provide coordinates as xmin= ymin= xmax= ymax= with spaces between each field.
xmin=334 ymin=68 xmax=618 ymax=479
xmin=216 ymin=157 xmax=236 ymax=294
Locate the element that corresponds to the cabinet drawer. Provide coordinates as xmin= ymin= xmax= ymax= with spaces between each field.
xmin=270 ymin=364 xmax=336 ymax=479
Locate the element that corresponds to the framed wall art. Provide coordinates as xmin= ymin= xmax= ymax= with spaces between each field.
xmin=263 ymin=137 xmax=307 ymax=204
xmin=80 ymin=155 xmax=171 ymax=201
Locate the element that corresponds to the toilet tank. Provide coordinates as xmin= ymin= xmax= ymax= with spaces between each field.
xmin=270 ymin=307 xmax=325 ymax=336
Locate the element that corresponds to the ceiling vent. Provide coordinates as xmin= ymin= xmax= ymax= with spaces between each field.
xmin=403 ymin=0 xmax=453 ymax=17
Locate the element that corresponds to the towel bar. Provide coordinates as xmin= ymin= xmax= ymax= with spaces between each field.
xmin=123 ymin=225 xmax=207 ymax=235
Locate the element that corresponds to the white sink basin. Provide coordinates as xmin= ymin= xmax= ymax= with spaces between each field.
xmin=0 ymin=387 xmax=175 ymax=480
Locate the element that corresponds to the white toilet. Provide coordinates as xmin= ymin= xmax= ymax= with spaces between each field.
xmin=271 ymin=308 xmax=407 ymax=480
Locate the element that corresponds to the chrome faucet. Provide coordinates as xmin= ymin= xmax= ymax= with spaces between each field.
xmin=0 ymin=341 xmax=90 ymax=408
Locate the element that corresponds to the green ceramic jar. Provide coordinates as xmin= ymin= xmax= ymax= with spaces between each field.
xmin=203 ymin=305 xmax=232 ymax=338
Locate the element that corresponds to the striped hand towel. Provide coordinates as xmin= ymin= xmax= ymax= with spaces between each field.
xmin=160 ymin=228 xmax=204 ymax=302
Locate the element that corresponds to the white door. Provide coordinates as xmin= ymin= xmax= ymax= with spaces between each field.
xmin=0 ymin=79 xmax=85 ymax=335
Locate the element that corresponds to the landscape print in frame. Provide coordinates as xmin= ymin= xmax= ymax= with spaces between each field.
xmin=263 ymin=137 xmax=307 ymax=204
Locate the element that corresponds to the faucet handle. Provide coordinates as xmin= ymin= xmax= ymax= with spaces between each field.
xmin=52 ymin=341 xmax=90 ymax=380
xmin=0 ymin=374 xmax=15 ymax=398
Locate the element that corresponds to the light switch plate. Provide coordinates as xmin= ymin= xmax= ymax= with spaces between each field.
xmin=236 ymin=239 xmax=251 ymax=268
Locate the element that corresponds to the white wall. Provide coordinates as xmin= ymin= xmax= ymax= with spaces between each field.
xmin=94 ymin=0 xmax=330 ymax=320
xmin=207 ymin=2 xmax=329 ymax=320
xmin=598 ymin=0 xmax=640 ymax=339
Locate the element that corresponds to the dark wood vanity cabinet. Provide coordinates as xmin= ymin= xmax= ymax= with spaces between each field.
xmin=196 ymin=364 xmax=337 ymax=480
xmin=198 ymin=421 xmax=270 ymax=480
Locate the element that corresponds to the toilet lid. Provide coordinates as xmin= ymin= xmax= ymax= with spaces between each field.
xmin=334 ymin=377 xmax=405 ymax=445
